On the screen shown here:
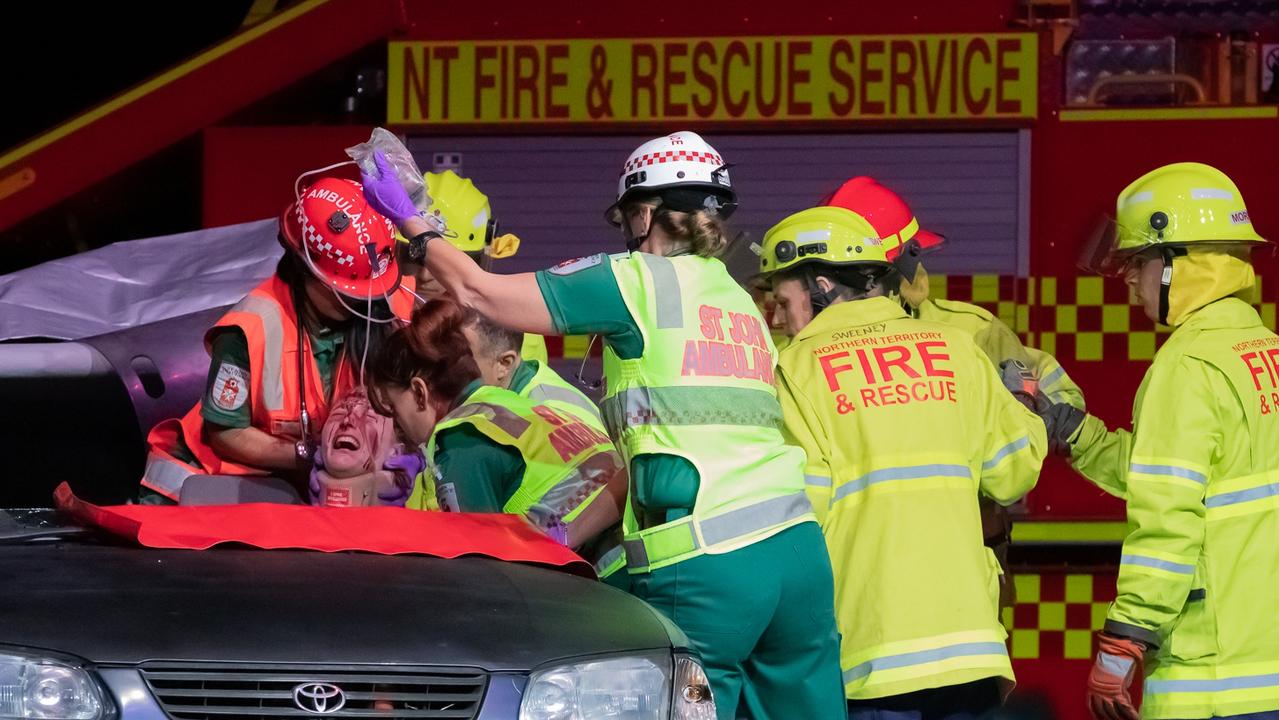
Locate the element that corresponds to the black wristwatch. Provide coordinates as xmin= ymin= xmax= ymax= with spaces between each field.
xmin=406 ymin=231 xmax=436 ymax=263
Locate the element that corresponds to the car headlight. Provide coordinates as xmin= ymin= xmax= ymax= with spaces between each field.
xmin=519 ymin=652 xmax=716 ymax=720
xmin=0 ymin=650 xmax=107 ymax=720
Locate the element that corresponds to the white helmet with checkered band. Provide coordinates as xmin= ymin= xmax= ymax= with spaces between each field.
xmin=604 ymin=131 xmax=737 ymax=227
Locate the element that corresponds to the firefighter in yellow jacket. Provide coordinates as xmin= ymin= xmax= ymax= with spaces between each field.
xmin=820 ymin=176 xmax=1085 ymax=408
xmin=818 ymin=176 xmax=1087 ymax=609
xmin=1037 ymin=162 xmax=1279 ymax=720
xmin=761 ymin=205 xmax=1047 ymax=718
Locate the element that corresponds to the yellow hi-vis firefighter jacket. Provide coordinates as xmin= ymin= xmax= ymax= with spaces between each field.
xmin=776 ymin=296 xmax=1046 ymax=700
xmin=916 ymin=298 xmax=1085 ymax=410
xmin=1073 ymin=298 xmax=1279 ymax=720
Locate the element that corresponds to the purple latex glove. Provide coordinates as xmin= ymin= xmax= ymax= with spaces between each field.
xmin=308 ymin=470 xmax=322 ymax=505
xmin=359 ymin=150 xmax=419 ymax=226
xmin=545 ymin=519 xmax=569 ymax=546
xmin=379 ymin=448 xmax=425 ymax=507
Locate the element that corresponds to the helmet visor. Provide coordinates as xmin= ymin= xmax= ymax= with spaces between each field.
xmin=1079 ymin=215 xmax=1271 ymax=276
xmin=1078 ymin=217 xmax=1132 ymax=277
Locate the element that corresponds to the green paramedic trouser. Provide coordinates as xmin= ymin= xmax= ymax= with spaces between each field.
xmin=629 ymin=521 xmax=845 ymax=720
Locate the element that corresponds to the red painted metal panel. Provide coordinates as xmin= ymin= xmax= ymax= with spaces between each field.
xmin=0 ymin=0 xmax=400 ymax=233
xmin=202 ymin=125 xmax=375 ymax=227
xmin=397 ymin=0 xmax=1021 ymax=40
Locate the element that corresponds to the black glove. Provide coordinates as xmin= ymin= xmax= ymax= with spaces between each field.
xmin=1041 ymin=402 xmax=1086 ymax=458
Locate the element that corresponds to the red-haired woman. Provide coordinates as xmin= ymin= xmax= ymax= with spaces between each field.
xmin=367 ymin=299 xmax=625 ymax=555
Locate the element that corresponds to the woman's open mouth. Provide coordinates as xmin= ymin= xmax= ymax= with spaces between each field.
xmin=332 ymin=433 xmax=362 ymax=452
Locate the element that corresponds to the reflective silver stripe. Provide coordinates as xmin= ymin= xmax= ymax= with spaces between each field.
xmin=1120 ymin=554 xmax=1195 ymax=574
xmin=601 ymin=386 xmax=782 ymax=432
xmin=1098 ymin=653 xmax=1134 ymax=678
xmin=1148 ymin=672 xmax=1279 ymax=695
xmin=805 ymin=474 xmax=833 ymax=488
xmin=1040 ymin=365 xmax=1065 ymax=389
xmin=623 ymin=538 xmax=652 ymax=569
xmin=532 ymin=452 xmax=619 ymax=519
xmin=1130 ymin=463 xmax=1207 ymax=484
xmin=235 ymin=295 xmax=287 ymax=412
xmin=1119 ymin=191 xmax=1153 ymax=208
xmin=640 ymin=253 xmax=684 ymax=329
xmin=843 ymin=641 xmax=1008 ymax=684
xmin=594 ymin=544 xmax=626 ymax=577
xmin=452 ymin=403 xmax=531 ymax=439
xmin=141 ymin=451 xmax=199 ymax=499
xmin=1191 ymin=188 xmax=1234 ymax=201
xmin=700 ymin=492 xmax=812 ymax=546
xmin=1206 ymin=481 xmax=1279 ymax=508
xmin=983 ymin=435 xmax=1030 ymax=470
xmin=834 ymin=464 xmax=971 ymax=502
xmin=528 ymin=383 xmax=603 ymax=422
xmin=624 ymin=492 xmax=810 ymax=569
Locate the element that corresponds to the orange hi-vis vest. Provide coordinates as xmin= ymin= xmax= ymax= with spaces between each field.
xmin=141 ymin=274 xmax=415 ymax=500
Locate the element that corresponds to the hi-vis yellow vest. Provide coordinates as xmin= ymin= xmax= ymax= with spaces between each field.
xmin=776 ymin=297 xmax=1046 ymax=700
xmin=521 ymin=362 xmax=607 ymax=432
xmin=412 ymin=385 xmax=622 ymax=533
xmin=518 ymin=362 xmax=624 ymax=577
xmin=601 ymin=252 xmax=815 ymax=573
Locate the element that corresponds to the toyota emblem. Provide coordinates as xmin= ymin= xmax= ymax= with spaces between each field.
xmin=292 ymin=683 xmax=346 ymax=714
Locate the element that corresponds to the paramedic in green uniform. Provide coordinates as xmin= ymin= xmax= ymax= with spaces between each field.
xmin=367 ymin=299 xmax=624 ymax=553
xmin=460 ymin=309 xmax=629 ymax=582
xmin=359 ymin=134 xmax=845 ymax=720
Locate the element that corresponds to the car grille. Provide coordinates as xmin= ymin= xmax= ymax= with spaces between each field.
xmin=139 ymin=664 xmax=487 ymax=720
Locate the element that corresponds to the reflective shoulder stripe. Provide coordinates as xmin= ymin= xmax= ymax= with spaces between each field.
xmin=842 ymin=641 xmax=1008 ymax=684
xmin=1130 ymin=463 xmax=1208 ymax=484
xmin=638 ymin=253 xmax=684 ymax=329
xmin=834 ymin=464 xmax=971 ymax=503
xmin=527 ymin=383 xmax=603 ymax=423
xmin=450 ymin=402 xmax=532 ymax=439
xmin=140 ymin=450 xmax=201 ymax=501
xmin=982 ymin=435 xmax=1030 ymax=471
xmin=601 ymin=386 xmax=782 ymax=431
xmin=805 ymin=474 xmax=833 ymax=488
xmin=1120 ymin=553 xmax=1196 ymax=574
xmin=232 ymin=294 xmax=288 ymax=413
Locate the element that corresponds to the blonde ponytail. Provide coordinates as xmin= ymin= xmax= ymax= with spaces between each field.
xmin=654 ymin=207 xmax=732 ymax=258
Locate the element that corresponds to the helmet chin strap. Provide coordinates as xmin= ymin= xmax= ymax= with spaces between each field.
xmin=1157 ymin=247 xmax=1187 ymax=326
xmin=805 ymin=268 xmax=841 ymax=315
xmin=624 ymin=210 xmax=653 ymax=252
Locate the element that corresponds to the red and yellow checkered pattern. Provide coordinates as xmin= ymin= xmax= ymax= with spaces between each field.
xmin=1030 ymin=276 xmax=1277 ymax=362
xmin=1002 ymin=572 xmax=1118 ymax=660
xmin=542 ymin=274 xmax=1276 ymax=362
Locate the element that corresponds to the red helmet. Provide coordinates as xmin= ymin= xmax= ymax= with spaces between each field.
xmin=279 ymin=177 xmax=401 ymax=299
xmin=820 ymin=177 xmax=946 ymax=274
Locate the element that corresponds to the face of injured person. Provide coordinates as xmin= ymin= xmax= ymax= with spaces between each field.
xmin=320 ymin=389 xmax=397 ymax=478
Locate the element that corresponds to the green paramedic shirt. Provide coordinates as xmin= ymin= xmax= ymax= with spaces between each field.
xmin=432 ymin=378 xmax=527 ymax=512
xmin=535 ymin=253 xmax=700 ymax=514
xmin=199 ymin=325 xmax=346 ymax=429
